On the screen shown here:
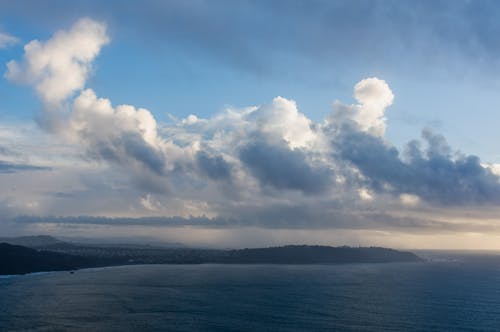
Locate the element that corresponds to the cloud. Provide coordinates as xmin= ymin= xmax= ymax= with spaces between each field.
xmin=329 ymin=77 xmax=394 ymax=137
xmin=352 ymin=78 xmax=394 ymax=137
xmin=247 ymin=96 xmax=317 ymax=149
xmin=0 ymin=160 xmax=51 ymax=173
xmin=5 ymin=20 xmax=169 ymax=178
xmin=71 ymin=89 xmax=166 ymax=175
xmin=5 ymin=18 xmax=109 ymax=108
xmin=195 ymin=151 xmax=232 ymax=181
xmin=400 ymin=193 xmax=420 ymax=206
xmin=140 ymin=194 xmax=160 ymax=211
xmin=0 ymin=32 xmax=19 ymax=49
xmin=336 ymin=127 xmax=500 ymax=205
xmin=239 ymin=138 xmax=331 ymax=194
xmin=5 ymin=17 xmax=500 ymax=242
xmin=13 ymin=207 xmax=500 ymax=236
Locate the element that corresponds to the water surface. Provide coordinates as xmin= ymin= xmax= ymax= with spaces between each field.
xmin=1 ymin=257 xmax=500 ymax=331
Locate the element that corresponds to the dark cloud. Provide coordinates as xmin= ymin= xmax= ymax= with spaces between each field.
xmin=195 ymin=151 xmax=232 ymax=181
xmin=0 ymin=145 xmax=21 ymax=157
xmin=14 ymin=215 xmax=232 ymax=228
xmin=239 ymin=139 xmax=331 ymax=194
xmin=12 ymin=209 xmax=488 ymax=233
xmin=86 ymin=132 xmax=166 ymax=175
xmin=121 ymin=133 xmax=165 ymax=175
xmin=337 ymin=127 xmax=500 ymax=205
xmin=0 ymin=160 xmax=51 ymax=173
xmin=49 ymin=192 xmax=77 ymax=199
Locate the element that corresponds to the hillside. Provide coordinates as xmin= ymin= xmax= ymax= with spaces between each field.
xmin=0 ymin=235 xmax=64 ymax=248
xmin=217 ymin=245 xmax=423 ymax=264
xmin=0 ymin=239 xmax=423 ymax=275
xmin=0 ymin=243 xmax=93 ymax=275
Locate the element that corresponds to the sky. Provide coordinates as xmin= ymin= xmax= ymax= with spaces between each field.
xmin=2 ymin=0 xmax=500 ymax=248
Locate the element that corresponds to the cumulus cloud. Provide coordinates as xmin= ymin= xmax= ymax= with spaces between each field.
xmin=329 ymin=77 xmax=394 ymax=137
xmin=336 ymin=128 xmax=500 ymax=205
xmin=5 ymin=17 xmax=500 ymax=241
xmin=352 ymin=78 xmax=394 ymax=136
xmin=6 ymin=18 xmax=109 ymax=107
xmin=4 ymin=19 xmax=171 ymax=179
xmin=247 ymin=96 xmax=317 ymax=149
xmin=70 ymin=89 xmax=166 ymax=175
xmin=195 ymin=151 xmax=232 ymax=181
xmin=239 ymin=138 xmax=331 ymax=194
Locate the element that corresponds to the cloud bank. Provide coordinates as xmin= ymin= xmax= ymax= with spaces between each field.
xmin=3 ymin=18 xmax=500 ymax=246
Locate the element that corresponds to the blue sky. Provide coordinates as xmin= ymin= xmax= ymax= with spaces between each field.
xmin=2 ymin=1 xmax=500 ymax=248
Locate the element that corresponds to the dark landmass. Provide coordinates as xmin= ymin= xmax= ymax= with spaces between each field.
xmin=0 ymin=235 xmax=183 ymax=250
xmin=56 ymin=235 xmax=185 ymax=248
xmin=0 ymin=235 xmax=64 ymax=248
xmin=219 ymin=246 xmax=423 ymax=264
xmin=0 ymin=236 xmax=423 ymax=275
xmin=0 ymin=243 xmax=94 ymax=275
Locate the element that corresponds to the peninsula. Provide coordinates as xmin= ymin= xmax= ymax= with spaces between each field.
xmin=0 ymin=236 xmax=423 ymax=275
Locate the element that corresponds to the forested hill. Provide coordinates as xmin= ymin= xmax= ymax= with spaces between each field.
xmin=217 ymin=245 xmax=423 ymax=264
xmin=0 ymin=243 xmax=92 ymax=275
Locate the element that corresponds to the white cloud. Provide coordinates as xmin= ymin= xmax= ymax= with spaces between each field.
xmin=5 ymin=18 xmax=109 ymax=106
xmin=326 ymin=77 xmax=394 ymax=137
xmin=140 ymin=194 xmax=160 ymax=211
xmin=71 ymin=88 xmax=161 ymax=151
xmin=5 ymin=17 xmax=500 ymax=244
xmin=0 ymin=32 xmax=19 ymax=49
xmin=181 ymin=114 xmax=202 ymax=125
xmin=353 ymin=77 xmax=394 ymax=137
xmin=4 ymin=19 xmax=170 ymax=176
xmin=358 ymin=188 xmax=374 ymax=201
xmin=399 ymin=193 xmax=420 ymax=206
xmin=248 ymin=96 xmax=317 ymax=149
xmin=482 ymin=163 xmax=500 ymax=177
xmin=330 ymin=77 xmax=394 ymax=137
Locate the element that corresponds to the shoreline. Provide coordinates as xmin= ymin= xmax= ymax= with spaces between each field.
xmin=0 ymin=260 xmax=428 ymax=278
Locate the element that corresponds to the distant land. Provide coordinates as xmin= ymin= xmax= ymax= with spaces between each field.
xmin=0 ymin=235 xmax=65 ymax=248
xmin=0 ymin=243 xmax=93 ymax=275
xmin=0 ymin=236 xmax=423 ymax=275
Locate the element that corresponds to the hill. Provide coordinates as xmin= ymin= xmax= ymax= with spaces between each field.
xmin=0 ymin=238 xmax=423 ymax=275
xmin=0 ymin=235 xmax=64 ymax=248
xmin=0 ymin=243 xmax=93 ymax=275
xmin=217 ymin=245 xmax=423 ymax=264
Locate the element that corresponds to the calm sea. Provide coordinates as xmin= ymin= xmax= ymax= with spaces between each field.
xmin=1 ymin=252 xmax=500 ymax=331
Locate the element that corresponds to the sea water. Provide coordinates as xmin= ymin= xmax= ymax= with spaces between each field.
xmin=1 ymin=253 xmax=500 ymax=331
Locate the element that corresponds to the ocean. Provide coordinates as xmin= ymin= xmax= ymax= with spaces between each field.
xmin=1 ymin=253 xmax=500 ymax=331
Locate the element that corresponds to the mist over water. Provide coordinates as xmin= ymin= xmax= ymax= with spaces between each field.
xmin=1 ymin=254 xmax=500 ymax=331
